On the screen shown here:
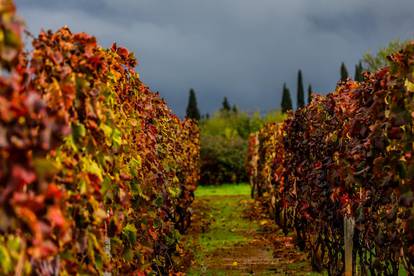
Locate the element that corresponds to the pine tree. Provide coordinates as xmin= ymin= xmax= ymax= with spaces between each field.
xmin=281 ymin=83 xmax=293 ymax=113
xmin=185 ymin=88 xmax=200 ymax=121
xmin=340 ymin=62 xmax=349 ymax=82
xmin=307 ymin=84 xmax=312 ymax=104
xmin=297 ymin=70 xmax=305 ymax=109
xmin=221 ymin=97 xmax=231 ymax=112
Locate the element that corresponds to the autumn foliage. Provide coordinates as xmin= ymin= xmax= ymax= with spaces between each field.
xmin=0 ymin=1 xmax=199 ymax=274
xmin=248 ymin=44 xmax=414 ymax=274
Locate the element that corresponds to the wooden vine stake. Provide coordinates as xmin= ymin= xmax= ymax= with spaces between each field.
xmin=104 ymin=211 xmax=112 ymax=276
xmin=250 ymin=133 xmax=259 ymax=198
xmin=344 ymin=214 xmax=355 ymax=276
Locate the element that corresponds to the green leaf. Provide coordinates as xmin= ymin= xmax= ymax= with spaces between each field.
xmin=81 ymin=158 xmax=103 ymax=181
xmin=6 ymin=236 xmax=20 ymax=257
xmin=0 ymin=245 xmax=12 ymax=274
xmin=154 ymin=196 xmax=163 ymax=208
xmin=112 ymin=128 xmax=122 ymax=147
xmin=122 ymin=224 xmax=137 ymax=245
xmin=128 ymin=157 xmax=141 ymax=177
xmin=72 ymin=122 xmax=86 ymax=142
xmin=100 ymin=123 xmax=113 ymax=146
xmin=101 ymin=176 xmax=112 ymax=196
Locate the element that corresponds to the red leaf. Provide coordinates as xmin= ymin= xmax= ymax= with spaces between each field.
xmin=12 ymin=165 xmax=36 ymax=188
xmin=47 ymin=206 xmax=66 ymax=229
xmin=45 ymin=184 xmax=63 ymax=200
xmin=314 ymin=161 xmax=322 ymax=170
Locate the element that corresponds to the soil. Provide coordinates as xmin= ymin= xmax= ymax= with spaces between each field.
xmin=182 ymin=194 xmax=317 ymax=275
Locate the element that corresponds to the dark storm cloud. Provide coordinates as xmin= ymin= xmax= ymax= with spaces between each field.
xmin=15 ymin=0 xmax=414 ymax=116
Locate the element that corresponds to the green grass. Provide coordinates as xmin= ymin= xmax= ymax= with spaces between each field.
xmin=194 ymin=183 xmax=252 ymax=253
xmin=195 ymin=183 xmax=250 ymax=197
xmin=189 ymin=183 xmax=322 ymax=275
xmin=188 ymin=183 xmax=256 ymax=274
xmin=197 ymin=196 xmax=253 ymax=253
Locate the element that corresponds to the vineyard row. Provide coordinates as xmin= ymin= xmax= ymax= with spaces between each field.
xmin=247 ymin=43 xmax=414 ymax=275
xmin=0 ymin=1 xmax=199 ymax=275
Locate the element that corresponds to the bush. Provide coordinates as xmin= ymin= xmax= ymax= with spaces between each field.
xmin=200 ymin=135 xmax=247 ymax=185
xmin=201 ymin=110 xmax=285 ymax=139
xmin=199 ymin=110 xmax=285 ymax=185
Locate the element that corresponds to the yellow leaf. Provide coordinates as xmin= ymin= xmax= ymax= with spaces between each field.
xmin=260 ymin=219 xmax=269 ymax=226
xmin=405 ymin=79 xmax=414 ymax=92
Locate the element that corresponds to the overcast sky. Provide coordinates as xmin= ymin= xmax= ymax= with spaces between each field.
xmin=15 ymin=0 xmax=414 ymax=117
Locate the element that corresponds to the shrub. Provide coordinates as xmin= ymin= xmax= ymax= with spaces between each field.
xmin=200 ymin=135 xmax=247 ymax=185
xmin=200 ymin=110 xmax=285 ymax=185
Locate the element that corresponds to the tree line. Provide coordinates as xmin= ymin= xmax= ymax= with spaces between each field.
xmin=185 ymin=62 xmax=364 ymax=120
xmin=280 ymin=61 xmax=364 ymax=113
xmin=185 ymin=39 xmax=407 ymax=120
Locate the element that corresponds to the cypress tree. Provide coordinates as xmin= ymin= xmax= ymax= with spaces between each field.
xmin=232 ymin=104 xmax=238 ymax=113
xmin=354 ymin=64 xmax=360 ymax=81
xmin=307 ymin=84 xmax=313 ymax=104
xmin=185 ymin=88 xmax=200 ymax=121
xmin=281 ymin=83 xmax=293 ymax=113
xmin=354 ymin=61 xmax=363 ymax=82
xmin=359 ymin=62 xmax=364 ymax=80
xmin=221 ymin=97 xmax=231 ymax=112
xmin=297 ymin=70 xmax=305 ymax=109
xmin=340 ymin=62 xmax=349 ymax=81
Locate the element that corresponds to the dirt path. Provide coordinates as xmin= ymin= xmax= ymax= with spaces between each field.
xmin=184 ymin=185 xmax=318 ymax=275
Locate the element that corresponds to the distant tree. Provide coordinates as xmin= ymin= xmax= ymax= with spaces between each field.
xmin=354 ymin=64 xmax=359 ymax=81
xmin=363 ymin=39 xmax=408 ymax=72
xmin=307 ymin=84 xmax=312 ymax=104
xmin=358 ymin=62 xmax=364 ymax=79
xmin=185 ymin=88 xmax=200 ymax=121
xmin=340 ymin=62 xmax=349 ymax=82
xmin=297 ymin=70 xmax=305 ymax=109
xmin=281 ymin=83 xmax=293 ymax=113
xmin=232 ymin=104 xmax=238 ymax=113
xmin=354 ymin=61 xmax=364 ymax=82
xmin=221 ymin=97 xmax=231 ymax=112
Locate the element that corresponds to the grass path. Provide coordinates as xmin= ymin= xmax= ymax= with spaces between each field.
xmin=184 ymin=183 xmax=319 ymax=275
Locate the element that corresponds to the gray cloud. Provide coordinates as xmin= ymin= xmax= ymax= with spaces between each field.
xmin=15 ymin=0 xmax=414 ymax=116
